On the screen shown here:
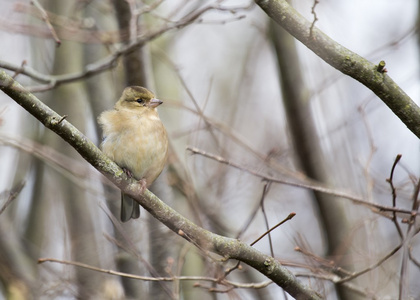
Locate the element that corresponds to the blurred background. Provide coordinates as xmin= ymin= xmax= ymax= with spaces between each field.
xmin=0 ymin=0 xmax=419 ymax=299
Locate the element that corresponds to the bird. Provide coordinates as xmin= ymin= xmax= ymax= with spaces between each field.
xmin=98 ymin=86 xmax=168 ymax=222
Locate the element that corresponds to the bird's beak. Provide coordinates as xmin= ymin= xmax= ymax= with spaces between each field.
xmin=149 ymin=98 xmax=163 ymax=108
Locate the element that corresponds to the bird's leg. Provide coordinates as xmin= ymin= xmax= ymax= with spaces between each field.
xmin=139 ymin=178 xmax=147 ymax=194
xmin=123 ymin=168 xmax=146 ymax=193
xmin=123 ymin=167 xmax=133 ymax=178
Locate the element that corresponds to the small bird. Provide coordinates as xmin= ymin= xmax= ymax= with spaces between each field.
xmin=98 ymin=86 xmax=168 ymax=222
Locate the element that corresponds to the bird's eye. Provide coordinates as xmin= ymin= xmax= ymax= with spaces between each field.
xmin=136 ymin=98 xmax=144 ymax=104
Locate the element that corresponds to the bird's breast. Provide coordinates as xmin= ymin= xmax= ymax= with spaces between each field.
xmin=100 ymin=110 xmax=168 ymax=185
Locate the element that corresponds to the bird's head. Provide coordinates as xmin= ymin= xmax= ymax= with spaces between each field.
xmin=115 ymin=86 xmax=163 ymax=111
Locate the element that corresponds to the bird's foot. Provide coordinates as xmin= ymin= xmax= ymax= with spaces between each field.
xmin=139 ymin=178 xmax=147 ymax=194
xmin=123 ymin=167 xmax=133 ymax=178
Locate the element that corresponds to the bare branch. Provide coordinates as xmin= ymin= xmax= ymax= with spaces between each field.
xmin=0 ymin=181 xmax=25 ymax=215
xmin=251 ymin=212 xmax=296 ymax=247
xmin=30 ymin=0 xmax=61 ymax=46
xmin=0 ymin=70 xmax=322 ymax=300
xmin=1 ymin=2 xmax=251 ymax=92
xmin=255 ymin=0 xmax=420 ymax=138
xmin=187 ymin=146 xmax=420 ymax=216
xmin=386 ymin=154 xmax=404 ymax=239
xmin=309 ymin=0 xmax=319 ymax=37
xmin=338 ymin=244 xmax=402 ymax=283
xmin=38 ymin=257 xmax=274 ymax=290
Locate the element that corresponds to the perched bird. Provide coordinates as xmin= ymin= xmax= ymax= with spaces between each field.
xmin=98 ymin=86 xmax=168 ymax=222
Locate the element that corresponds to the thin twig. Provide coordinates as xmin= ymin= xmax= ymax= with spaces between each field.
xmin=30 ymin=0 xmax=61 ymax=46
xmin=386 ymin=154 xmax=404 ymax=239
xmin=2 ymin=2 xmax=250 ymax=92
xmin=126 ymin=0 xmax=138 ymax=44
xmin=358 ymin=103 xmax=377 ymax=201
xmin=338 ymin=244 xmax=403 ymax=283
xmin=221 ymin=261 xmax=241 ymax=280
xmin=399 ymin=179 xmax=420 ymax=299
xmin=0 ymin=181 xmax=25 ymax=215
xmin=259 ymin=182 xmax=275 ymax=256
xmin=410 ymin=179 xmax=420 ymax=214
xmin=187 ymin=146 xmax=420 ymax=216
xmin=12 ymin=60 xmax=27 ymax=79
xmin=0 ymin=134 xmax=108 ymax=194
xmin=177 ymin=72 xmax=221 ymax=150
xmin=295 ymin=245 xmax=352 ymax=277
xmin=38 ymin=258 xmax=273 ymax=289
xmin=236 ymin=181 xmax=273 ymax=240
xmin=295 ymin=272 xmax=378 ymax=299
xmin=309 ymin=0 xmax=319 ymax=37
xmin=236 ymin=196 xmax=264 ymax=239
xmin=251 ymin=213 xmax=296 ymax=247
xmin=408 ymin=246 xmax=420 ymax=269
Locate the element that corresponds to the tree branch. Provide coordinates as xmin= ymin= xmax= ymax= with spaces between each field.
xmin=38 ymin=257 xmax=274 ymax=290
xmin=255 ymin=0 xmax=420 ymax=139
xmin=0 ymin=2 xmax=250 ymax=92
xmin=0 ymin=70 xmax=322 ymax=300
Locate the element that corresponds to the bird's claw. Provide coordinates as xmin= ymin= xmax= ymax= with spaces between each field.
xmin=123 ymin=167 xmax=133 ymax=178
xmin=139 ymin=178 xmax=147 ymax=193
xmin=123 ymin=169 xmax=146 ymax=193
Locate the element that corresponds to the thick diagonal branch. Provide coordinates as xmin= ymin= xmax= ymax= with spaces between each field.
xmin=0 ymin=70 xmax=321 ymax=300
xmin=255 ymin=0 xmax=420 ymax=139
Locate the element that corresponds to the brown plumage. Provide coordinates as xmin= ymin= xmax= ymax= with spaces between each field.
xmin=98 ymin=86 xmax=168 ymax=222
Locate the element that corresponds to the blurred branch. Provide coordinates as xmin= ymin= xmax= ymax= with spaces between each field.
xmin=339 ymin=243 xmax=403 ymax=283
xmin=0 ymin=134 xmax=115 ymax=199
xmin=0 ymin=1 xmax=251 ymax=92
xmin=295 ymin=272 xmax=377 ymax=299
xmin=295 ymin=242 xmax=401 ymax=298
xmin=386 ymin=154 xmax=404 ymax=239
xmin=399 ymin=179 xmax=420 ymax=299
xmin=0 ymin=72 xmax=321 ymax=300
xmin=0 ymin=24 xmax=159 ymax=92
xmin=38 ymin=257 xmax=274 ymax=290
xmin=255 ymin=0 xmax=420 ymax=139
xmin=408 ymin=246 xmax=420 ymax=268
xmin=0 ymin=181 xmax=25 ymax=215
xmin=186 ymin=146 xmax=420 ymax=216
xmin=30 ymin=0 xmax=61 ymax=46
